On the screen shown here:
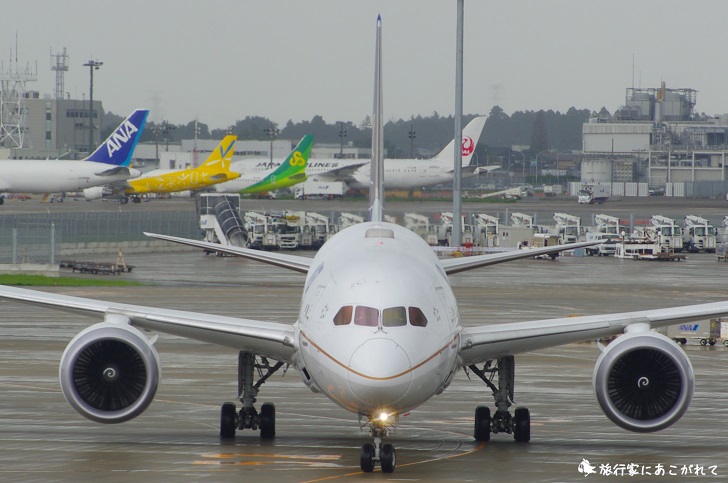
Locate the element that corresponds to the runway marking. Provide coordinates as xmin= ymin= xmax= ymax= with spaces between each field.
xmin=299 ymin=442 xmax=487 ymax=482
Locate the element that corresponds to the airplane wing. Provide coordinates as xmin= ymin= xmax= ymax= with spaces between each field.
xmin=145 ymin=232 xmax=312 ymax=274
xmin=0 ymin=284 xmax=296 ymax=363
xmin=94 ymin=166 xmax=139 ymax=177
xmin=458 ymin=301 xmax=728 ymax=367
xmin=325 ymin=162 xmax=369 ymax=180
xmin=439 ymin=240 xmax=598 ymax=275
xmin=475 ymin=165 xmax=500 ymax=174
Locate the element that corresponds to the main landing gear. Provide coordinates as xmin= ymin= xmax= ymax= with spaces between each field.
xmin=468 ymin=355 xmax=530 ymax=443
xmin=220 ymin=352 xmax=284 ymax=440
xmin=359 ymin=416 xmax=397 ymax=473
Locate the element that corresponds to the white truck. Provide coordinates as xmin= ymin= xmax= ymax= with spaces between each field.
xmin=664 ymin=318 xmax=727 ymax=346
xmin=683 ymin=215 xmax=717 ymax=253
xmin=293 ymin=181 xmax=347 ymax=200
xmin=474 ymin=213 xmax=499 ymax=247
xmin=553 ymin=212 xmax=582 ymax=244
xmin=645 ymin=215 xmax=683 ymax=253
xmin=577 ymin=184 xmax=609 ymax=204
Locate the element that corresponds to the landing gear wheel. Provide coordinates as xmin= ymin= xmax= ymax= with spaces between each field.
xmin=513 ymin=407 xmax=531 ymax=443
xmin=259 ymin=402 xmax=276 ymax=439
xmin=474 ymin=405 xmax=491 ymax=442
xmin=380 ymin=443 xmax=396 ymax=473
xmin=700 ymin=339 xmax=708 ymax=346
xmin=220 ymin=402 xmax=237 ymax=439
xmin=360 ymin=443 xmax=375 ymax=473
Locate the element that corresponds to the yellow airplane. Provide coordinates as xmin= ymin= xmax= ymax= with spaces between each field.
xmin=83 ymin=135 xmax=240 ymax=203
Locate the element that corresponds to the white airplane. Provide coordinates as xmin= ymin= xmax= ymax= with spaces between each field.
xmin=344 ymin=115 xmax=493 ymax=190
xmin=2 ymin=17 xmax=728 ymax=476
xmin=213 ymin=154 xmax=365 ymax=193
xmin=0 ymin=109 xmax=148 ymax=202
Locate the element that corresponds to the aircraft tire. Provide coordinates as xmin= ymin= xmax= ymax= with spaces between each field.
xmin=380 ymin=444 xmax=396 ymax=473
xmin=260 ymin=402 xmax=275 ymax=439
xmin=513 ymin=407 xmax=531 ymax=443
xmin=360 ymin=443 xmax=375 ymax=473
xmin=474 ymin=406 xmax=491 ymax=442
xmin=220 ymin=402 xmax=237 ymax=439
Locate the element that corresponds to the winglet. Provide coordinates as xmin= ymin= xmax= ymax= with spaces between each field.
xmin=369 ymin=15 xmax=384 ymax=222
xmin=84 ymin=109 xmax=149 ymax=166
xmin=240 ymin=134 xmax=313 ymax=193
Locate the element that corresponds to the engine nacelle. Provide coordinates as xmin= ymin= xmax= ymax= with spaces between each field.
xmin=83 ymin=186 xmax=113 ymax=200
xmin=59 ymin=322 xmax=161 ymax=424
xmin=593 ymin=330 xmax=693 ymax=432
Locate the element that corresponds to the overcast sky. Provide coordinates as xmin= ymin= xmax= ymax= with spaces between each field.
xmin=4 ymin=1 xmax=727 ymax=130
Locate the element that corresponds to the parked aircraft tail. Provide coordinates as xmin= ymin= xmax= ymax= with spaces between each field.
xmin=434 ymin=115 xmax=486 ymax=166
xmin=199 ymin=135 xmax=238 ymax=181
xmin=240 ymin=134 xmax=313 ymax=193
xmin=84 ymin=109 xmax=149 ymax=167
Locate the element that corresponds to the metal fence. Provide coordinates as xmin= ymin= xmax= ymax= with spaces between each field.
xmin=0 ymin=211 xmax=199 ymax=264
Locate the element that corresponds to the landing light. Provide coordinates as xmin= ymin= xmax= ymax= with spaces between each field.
xmin=378 ymin=412 xmax=389 ymax=422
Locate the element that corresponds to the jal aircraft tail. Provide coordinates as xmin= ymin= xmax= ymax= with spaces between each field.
xmin=198 ymin=135 xmax=238 ymax=181
xmin=84 ymin=109 xmax=149 ymax=168
xmin=369 ymin=15 xmax=384 ymax=223
xmin=433 ymin=115 xmax=486 ymax=166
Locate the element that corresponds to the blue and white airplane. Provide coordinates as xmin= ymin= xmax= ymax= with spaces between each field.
xmin=0 ymin=109 xmax=148 ymax=198
xmin=1 ymin=18 xmax=728 ymax=476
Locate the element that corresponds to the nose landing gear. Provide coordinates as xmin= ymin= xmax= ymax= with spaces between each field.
xmin=359 ymin=416 xmax=397 ymax=473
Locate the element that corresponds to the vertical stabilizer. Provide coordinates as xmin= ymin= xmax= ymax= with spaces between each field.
xmin=84 ymin=109 xmax=149 ymax=166
xmin=369 ymin=15 xmax=384 ymax=223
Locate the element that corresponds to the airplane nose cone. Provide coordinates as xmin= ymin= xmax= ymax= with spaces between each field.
xmin=348 ymin=338 xmax=412 ymax=406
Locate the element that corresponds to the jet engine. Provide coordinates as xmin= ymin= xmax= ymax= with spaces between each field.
xmin=83 ymin=186 xmax=113 ymax=200
xmin=59 ymin=322 xmax=161 ymax=424
xmin=593 ymin=330 xmax=693 ymax=432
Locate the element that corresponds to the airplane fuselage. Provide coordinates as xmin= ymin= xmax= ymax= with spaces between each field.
xmin=293 ymin=221 xmax=461 ymax=417
xmin=0 ymin=160 xmax=140 ymax=193
xmin=347 ymin=160 xmax=476 ymax=190
xmin=128 ymin=164 xmax=237 ymax=195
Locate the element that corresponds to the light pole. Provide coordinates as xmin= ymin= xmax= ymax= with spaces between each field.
xmin=408 ymin=124 xmax=416 ymax=158
xmin=338 ymin=122 xmax=347 ymax=158
xmin=535 ymin=150 xmax=550 ymax=186
xmin=264 ymin=126 xmax=279 ymax=168
xmin=82 ymin=60 xmax=103 ymax=154
xmin=513 ymin=150 xmax=525 ymax=180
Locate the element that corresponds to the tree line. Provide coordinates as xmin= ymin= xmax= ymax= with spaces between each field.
xmin=102 ymin=105 xmax=605 ymax=162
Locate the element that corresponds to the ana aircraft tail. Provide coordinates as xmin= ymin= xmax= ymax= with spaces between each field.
xmin=434 ymin=115 xmax=486 ymax=165
xmin=199 ymin=135 xmax=238 ymax=181
xmin=240 ymin=134 xmax=313 ymax=193
xmin=84 ymin=109 xmax=149 ymax=167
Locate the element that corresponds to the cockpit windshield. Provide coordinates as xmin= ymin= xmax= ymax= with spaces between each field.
xmin=354 ymin=306 xmax=379 ymax=327
xmin=333 ymin=305 xmax=428 ymax=328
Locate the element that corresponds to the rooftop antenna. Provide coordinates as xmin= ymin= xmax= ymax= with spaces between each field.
xmin=51 ymin=47 xmax=69 ymax=100
xmin=0 ymin=33 xmax=37 ymax=148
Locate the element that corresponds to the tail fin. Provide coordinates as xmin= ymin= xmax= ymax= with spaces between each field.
xmin=240 ymin=134 xmax=313 ymax=193
xmin=199 ymin=135 xmax=237 ymax=172
xmin=369 ymin=15 xmax=384 ymax=223
xmin=434 ymin=115 xmax=486 ymax=165
xmin=84 ymin=109 xmax=149 ymax=166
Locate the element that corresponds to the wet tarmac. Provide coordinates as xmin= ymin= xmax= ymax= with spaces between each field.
xmin=2 ymin=198 xmax=728 ymax=481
